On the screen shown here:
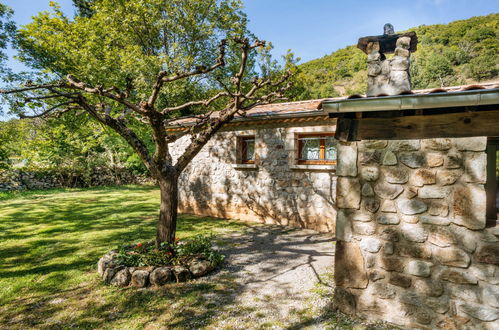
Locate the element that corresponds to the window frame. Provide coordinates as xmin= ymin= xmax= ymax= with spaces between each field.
xmin=485 ymin=137 xmax=498 ymax=228
xmin=296 ymin=133 xmax=337 ymax=165
xmin=238 ymin=135 xmax=256 ymax=164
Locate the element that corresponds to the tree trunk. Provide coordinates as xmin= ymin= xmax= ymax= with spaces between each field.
xmin=156 ymin=171 xmax=178 ymax=247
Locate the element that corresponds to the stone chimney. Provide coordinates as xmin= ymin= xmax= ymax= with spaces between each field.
xmin=357 ymin=24 xmax=418 ymax=96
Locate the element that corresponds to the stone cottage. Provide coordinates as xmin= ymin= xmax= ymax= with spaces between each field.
xmin=169 ymin=26 xmax=499 ymax=328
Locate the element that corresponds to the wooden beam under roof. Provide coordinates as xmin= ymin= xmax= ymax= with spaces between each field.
xmin=335 ymin=109 xmax=499 ymax=141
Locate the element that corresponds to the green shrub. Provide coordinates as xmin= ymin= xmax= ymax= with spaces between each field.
xmin=115 ymin=235 xmax=224 ymax=267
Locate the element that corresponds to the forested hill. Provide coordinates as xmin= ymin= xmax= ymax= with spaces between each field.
xmin=293 ymin=13 xmax=499 ymax=100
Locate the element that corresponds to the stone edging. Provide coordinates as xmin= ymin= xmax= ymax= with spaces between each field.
xmin=97 ymin=250 xmax=215 ymax=288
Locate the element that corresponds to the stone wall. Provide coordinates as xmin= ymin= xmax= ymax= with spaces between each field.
xmin=0 ymin=168 xmax=152 ymax=191
xmin=334 ymin=137 xmax=499 ymax=329
xmin=170 ymin=120 xmax=338 ymax=233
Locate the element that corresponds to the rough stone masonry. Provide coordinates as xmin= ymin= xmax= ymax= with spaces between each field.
xmin=357 ymin=24 xmax=417 ymax=96
xmin=334 ymin=137 xmax=499 ymax=329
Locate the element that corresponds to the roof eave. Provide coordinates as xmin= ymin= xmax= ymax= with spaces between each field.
xmin=323 ymin=88 xmax=499 ymax=114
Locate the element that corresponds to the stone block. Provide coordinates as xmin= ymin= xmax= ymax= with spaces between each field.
xmin=483 ymin=285 xmax=499 ymax=308
xmin=410 ymin=169 xmax=436 ymax=187
xmin=360 ymin=166 xmax=380 ymax=182
xmin=337 ymin=142 xmax=358 ymax=177
xmin=369 ymin=270 xmax=386 ymax=282
xmin=380 ymin=228 xmax=400 ymax=241
xmin=352 ymin=211 xmax=372 ymax=222
xmin=389 ymin=273 xmax=412 ymax=288
xmin=337 ymin=178 xmax=361 ymax=209
xmin=394 ymin=47 xmax=410 ymax=57
xmin=402 ymin=215 xmax=419 ymax=223
xmin=448 ymin=284 xmax=481 ymax=303
xmin=150 ymin=267 xmax=173 ymax=286
xmin=381 ymin=200 xmax=397 ymax=213
xmin=360 ymin=237 xmax=382 ymax=253
xmin=397 ymin=199 xmax=427 ymax=215
xmin=425 ymin=296 xmax=450 ymax=314
xmin=418 ymin=186 xmax=451 ymax=199
xmin=131 ymin=269 xmax=150 ymax=288
xmin=377 ymin=214 xmax=400 ymax=225
xmin=352 ymin=222 xmax=376 ymax=236
xmin=391 ymin=57 xmax=409 ymax=71
xmin=366 ymin=41 xmax=380 ymax=53
xmin=428 ymin=227 xmax=456 ymax=247
xmin=406 ymin=260 xmax=432 ymax=277
xmin=373 ymin=282 xmax=396 ymax=299
xmin=335 ymin=241 xmax=368 ymax=289
xmin=110 ymin=268 xmax=131 ymax=287
xmin=360 ymin=140 xmax=387 ymax=149
xmin=414 ymin=278 xmax=444 ymax=297
xmin=401 ymin=223 xmax=429 ymax=243
xmin=367 ymin=62 xmax=381 ymax=77
xmin=464 ymin=152 xmax=486 ymax=183
xmin=450 ymin=224 xmax=478 ymax=253
xmin=400 ymin=291 xmax=425 ymax=306
xmin=384 ymin=242 xmax=394 ymax=255
xmin=433 ymin=246 xmax=470 ymax=268
xmin=421 ymin=215 xmax=450 ymax=226
xmin=404 ymin=186 xmax=418 ymax=199
xmin=475 ymin=244 xmax=499 ymax=266
xmin=459 ymin=303 xmax=499 ymax=322
xmin=399 ymin=243 xmax=432 ymax=259
xmin=388 ymin=140 xmax=420 ymax=151
xmin=399 ymin=152 xmax=425 ymax=168
xmin=367 ymin=52 xmax=381 ymax=62
xmin=336 ymin=210 xmax=352 ymax=241
xmin=381 ymin=60 xmax=391 ymax=75
xmin=362 ymin=198 xmax=380 ymax=213
xmin=396 ymin=36 xmax=411 ymax=49
xmin=333 ymin=287 xmax=356 ymax=315
xmin=382 ymin=150 xmax=397 ymax=165
xmin=445 ymin=153 xmax=463 ymax=169
xmin=361 ymin=183 xmax=374 ymax=197
xmin=428 ymin=201 xmax=449 ymax=217
xmin=469 ymin=264 xmax=498 ymax=285
xmin=455 ymin=137 xmax=487 ymax=151
xmin=427 ymin=153 xmax=444 ymax=167
xmin=173 ymin=266 xmax=192 ymax=282
xmin=452 ymin=185 xmax=486 ymax=230
xmin=422 ymin=138 xmax=452 ymax=151
xmin=382 ymin=167 xmax=409 ymax=184
xmin=374 ymin=182 xmax=404 ymax=199
xmin=359 ymin=150 xmax=382 ymax=165
xmin=439 ymin=268 xmax=478 ymax=284
xmin=381 ymin=256 xmax=404 ymax=271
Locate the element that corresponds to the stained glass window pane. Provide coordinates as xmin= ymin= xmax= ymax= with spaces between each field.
xmin=300 ymin=138 xmax=320 ymax=160
xmin=325 ymin=136 xmax=337 ymax=160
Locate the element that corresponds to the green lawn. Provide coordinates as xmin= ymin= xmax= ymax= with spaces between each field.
xmin=0 ymin=185 xmax=248 ymax=329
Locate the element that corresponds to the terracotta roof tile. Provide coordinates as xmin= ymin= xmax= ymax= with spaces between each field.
xmin=168 ymin=81 xmax=499 ymax=127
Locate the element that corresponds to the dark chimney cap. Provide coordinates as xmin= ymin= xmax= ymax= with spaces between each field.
xmin=357 ymin=29 xmax=417 ymax=54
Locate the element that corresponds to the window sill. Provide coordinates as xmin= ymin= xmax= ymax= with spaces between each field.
xmin=231 ymin=163 xmax=258 ymax=170
xmin=289 ymin=164 xmax=336 ymax=171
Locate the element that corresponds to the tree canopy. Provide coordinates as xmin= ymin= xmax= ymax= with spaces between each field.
xmin=2 ymin=0 xmax=293 ymax=246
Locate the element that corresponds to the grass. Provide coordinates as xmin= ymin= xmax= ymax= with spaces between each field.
xmin=0 ymin=185 xmax=391 ymax=329
xmin=0 ymin=185 xmax=248 ymax=329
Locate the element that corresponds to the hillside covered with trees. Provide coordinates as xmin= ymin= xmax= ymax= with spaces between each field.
xmin=293 ymin=13 xmax=499 ymax=99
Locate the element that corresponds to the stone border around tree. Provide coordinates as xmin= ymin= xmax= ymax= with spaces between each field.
xmin=97 ymin=250 xmax=216 ymax=288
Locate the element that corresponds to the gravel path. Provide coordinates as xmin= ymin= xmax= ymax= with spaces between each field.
xmin=201 ymin=224 xmax=339 ymax=329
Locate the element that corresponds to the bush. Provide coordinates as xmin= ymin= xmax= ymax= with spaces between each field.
xmin=115 ymin=235 xmax=225 ymax=267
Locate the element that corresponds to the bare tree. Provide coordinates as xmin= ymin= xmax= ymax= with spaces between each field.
xmin=1 ymin=38 xmax=292 ymax=246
